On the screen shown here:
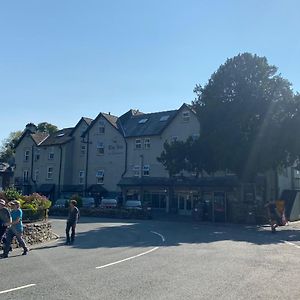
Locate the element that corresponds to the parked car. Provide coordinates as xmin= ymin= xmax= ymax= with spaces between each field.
xmin=53 ymin=198 xmax=68 ymax=208
xmin=124 ymin=200 xmax=152 ymax=218
xmin=100 ymin=198 xmax=118 ymax=209
xmin=81 ymin=197 xmax=95 ymax=208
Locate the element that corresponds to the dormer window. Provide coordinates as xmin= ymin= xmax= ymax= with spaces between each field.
xmin=182 ymin=111 xmax=190 ymax=122
xmin=98 ymin=121 xmax=105 ymax=134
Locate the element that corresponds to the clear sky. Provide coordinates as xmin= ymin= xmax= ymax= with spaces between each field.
xmin=0 ymin=0 xmax=299 ymax=143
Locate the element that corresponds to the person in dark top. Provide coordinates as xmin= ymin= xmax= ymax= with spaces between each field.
xmin=266 ymin=201 xmax=280 ymax=233
xmin=65 ymin=199 xmax=80 ymax=245
xmin=0 ymin=199 xmax=11 ymax=245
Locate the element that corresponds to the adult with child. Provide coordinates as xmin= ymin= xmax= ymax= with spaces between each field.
xmin=65 ymin=199 xmax=80 ymax=245
xmin=1 ymin=200 xmax=29 ymax=258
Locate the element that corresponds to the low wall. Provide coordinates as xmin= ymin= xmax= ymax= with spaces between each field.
xmin=0 ymin=221 xmax=57 ymax=250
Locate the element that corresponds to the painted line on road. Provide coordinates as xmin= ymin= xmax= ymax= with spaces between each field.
xmin=281 ymin=240 xmax=300 ymax=249
xmin=151 ymin=231 xmax=166 ymax=242
xmin=0 ymin=284 xmax=36 ymax=295
xmin=96 ymin=247 xmax=159 ymax=269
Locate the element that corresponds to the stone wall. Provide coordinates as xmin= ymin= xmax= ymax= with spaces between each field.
xmin=0 ymin=221 xmax=57 ymax=250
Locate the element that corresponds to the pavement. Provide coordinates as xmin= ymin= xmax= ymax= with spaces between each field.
xmin=1 ymin=217 xmax=300 ymax=299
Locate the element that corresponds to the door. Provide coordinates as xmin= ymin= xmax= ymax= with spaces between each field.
xmin=177 ymin=194 xmax=193 ymax=215
xmin=213 ymin=191 xmax=226 ymax=222
xmin=202 ymin=192 xmax=213 ymax=221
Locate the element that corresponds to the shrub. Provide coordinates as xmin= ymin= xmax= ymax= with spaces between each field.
xmin=4 ymin=187 xmax=22 ymax=201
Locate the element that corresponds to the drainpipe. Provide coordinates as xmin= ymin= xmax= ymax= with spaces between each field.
xmin=58 ymin=145 xmax=63 ymax=198
xmin=30 ymin=145 xmax=36 ymax=193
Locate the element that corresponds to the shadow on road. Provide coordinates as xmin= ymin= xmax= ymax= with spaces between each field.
xmin=50 ymin=217 xmax=300 ymax=250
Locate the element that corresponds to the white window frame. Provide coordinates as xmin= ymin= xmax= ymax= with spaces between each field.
xmin=47 ymin=167 xmax=53 ymax=180
xmin=96 ymin=170 xmax=104 ymax=184
xmin=98 ymin=121 xmax=105 ymax=134
xmin=182 ymin=111 xmax=190 ymax=122
xmin=143 ymin=165 xmax=150 ymax=176
xmin=192 ymin=133 xmax=200 ymax=141
xmin=79 ymin=170 xmax=85 ymax=184
xmin=97 ymin=142 xmax=104 ymax=155
xmin=24 ymin=150 xmax=30 ymax=161
xmin=144 ymin=138 xmax=151 ymax=149
xmin=133 ymin=165 xmax=141 ymax=177
xmin=23 ymin=170 xmax=29 ymax=182
xmin=135 ymin=139 xmax=142 ymax=149
xmin=48 ymin=148 xmax=54 ymax=160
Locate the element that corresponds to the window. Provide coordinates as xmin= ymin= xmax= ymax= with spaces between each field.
xmin=138 ymin=118 xmax=148 ymax=124
xmin=97 ymin=142 xmax=104 ymax=155
xmin=48 ymin=148 xmax=54 ymax=160
xmin=23 ymin=170 xmax=29 ymax=182
xmin=135 ymin=139 xmax=142 ymax=149
xmin=182 ymin=111 xmax=190 ymax=122
xmin=96 ymin=170 xmax=104 ymax=184
xmin=143 ymin=165 xmax=150 ymax=176
xmin=81 ymin=145 xmax=86 ymax=156
xmin=170 ymin=136 xmax=178 ymax=142
xmin=79 ymin=171 xmax=85 ymax=184
xmin=160 ymin=115 xmax=169 ymax=122
xmin=47 ymin=167 xmax=53 ymax=180
xmin=98 ymin=121 xmax=105 ymax=134
xmin=192 ymin=133 xmax=200 ymax=141
xmin=144 ymin=138 xmax=150 ymax=149
xmin=35 ymin=149 xmax=40 ymax=161
xmin=24 ymin=150 xmax=30 ymax=161
xmin=133 ymin=165 xmax=140 ymax=177
xmin=34 ymin=169 xmax=39 ymax=182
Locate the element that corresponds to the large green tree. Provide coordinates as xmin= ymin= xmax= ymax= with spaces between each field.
xmin=193 ymin=53 xmax=297 ymax=181
xmin=36 ymin=122 xmax=58 ymax=134
xmin=0 ymin=131 xmax=22 ymax=163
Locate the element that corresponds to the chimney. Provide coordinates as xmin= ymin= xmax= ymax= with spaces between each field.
xmin=25 ymin=123 xmax=37 ymax=134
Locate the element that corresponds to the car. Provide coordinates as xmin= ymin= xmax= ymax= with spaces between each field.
xmin=124 ymin=200 xmax=152 ymax=219
xmin=100 ymin=198 xmax=118 ymax=209
xmin=53 ymin=198 xmax=68 ymax=208
xmin=81 ymin=197 xmax=95 ymax=208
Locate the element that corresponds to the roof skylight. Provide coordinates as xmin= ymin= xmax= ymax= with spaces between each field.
xmin=138 ymin=118 xmax=148 ymax=124
xmin=160 ymin=115 xmax=170 ymax=121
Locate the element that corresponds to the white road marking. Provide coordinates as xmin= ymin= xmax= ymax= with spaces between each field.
xmin=96 ymin=247 xmax=159 ymax=269
xmin=151 ymin=231 xmax=166 ymax=242
xmin=281 ymin=240 xmax=300 ymax=249
xmin=0 ymin=284 xmax=36 ymax=294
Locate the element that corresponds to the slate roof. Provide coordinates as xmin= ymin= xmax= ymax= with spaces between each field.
xmin=119 ymin=109 xmax=178 ymax=137
xmin=102 ymin=113 xmax=118 ymax=129
xmin=30 ymin=132 xmax=49 ymax=145
xmin=82 ymin=117 xmax=93 ymax=126
xmin=39 ymin=128 xmax=74 ymax=146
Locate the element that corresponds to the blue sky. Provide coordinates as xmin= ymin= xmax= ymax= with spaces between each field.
xmin=0 ymin=0 xmax=299 ymax=143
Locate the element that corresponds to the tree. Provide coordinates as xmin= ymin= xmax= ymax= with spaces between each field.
xmin=36 ymin=122 xmax=58 ymax=134
xmin=193 ymin=53 xmax=297 ymax=181
xmin=0 ymin=131 xmax=22 ymax=163
xmin=157 ymin=140 xmax=187 ymax=177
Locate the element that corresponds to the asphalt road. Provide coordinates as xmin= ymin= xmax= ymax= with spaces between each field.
xmin=1 ymin=217 xmax=300 ymax=300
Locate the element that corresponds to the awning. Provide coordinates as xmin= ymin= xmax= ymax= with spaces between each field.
xmin=36 ymin=184 xmax=55 ymax=193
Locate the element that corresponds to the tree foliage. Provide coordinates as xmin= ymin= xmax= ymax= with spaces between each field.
xmin=37 ymin=122 xmax=58 ymax=134
xmin=0 ymin=131 xmax=22 ymax=163
xmin=193 ymin=52 xmax=297 ymax=180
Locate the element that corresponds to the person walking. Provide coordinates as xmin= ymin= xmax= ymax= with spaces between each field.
xmin=0 ymin=199 xmax=11 ymax=245
xmin=65 ymin=199 xmax=80 ymax=245
xmin=266 ymin=201 xmax=280 ymax=233
xmin=1 ymin=200 xmax=29 ymax=258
